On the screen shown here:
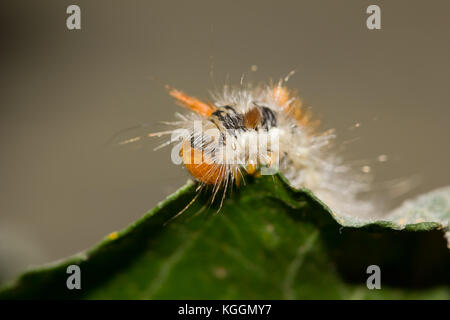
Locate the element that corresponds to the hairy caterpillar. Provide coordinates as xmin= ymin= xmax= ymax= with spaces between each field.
xmin=144 ymin=76 xmax=374 ymax=218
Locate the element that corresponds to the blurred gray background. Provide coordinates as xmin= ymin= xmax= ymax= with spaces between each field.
xmin=0 ymin=0 xmax=449 ymax=284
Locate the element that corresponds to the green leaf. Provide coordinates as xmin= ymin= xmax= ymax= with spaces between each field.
xmin=0 ymin=174 xmax=449 ymax=299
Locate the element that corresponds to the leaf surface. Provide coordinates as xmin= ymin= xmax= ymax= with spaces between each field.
xmin=1 ymin=175 xmax=449 ymax=299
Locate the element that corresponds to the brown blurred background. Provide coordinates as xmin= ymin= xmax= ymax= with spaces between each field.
xmin=0 ymin=0 xmax=449 ymax=284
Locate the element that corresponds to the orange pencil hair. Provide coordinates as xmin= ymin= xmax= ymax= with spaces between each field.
xmin=167 ymin=86 xmax=216 ymax=117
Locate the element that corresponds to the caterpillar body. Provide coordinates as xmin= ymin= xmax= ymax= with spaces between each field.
xmin=150 ymin=77 xmax=374 ymax=217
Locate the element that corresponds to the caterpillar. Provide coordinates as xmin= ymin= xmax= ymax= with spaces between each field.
xmin=146 ymin=76 xmax=375 ymax=218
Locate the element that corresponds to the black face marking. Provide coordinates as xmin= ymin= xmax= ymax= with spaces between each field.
xmin=259 ymin=106 xmax=277 ymax=130
xmin=223 ymin=105 xmax=237 ymax=113
xmin=190 ymin=133 xmax=196 ymax=148
xmin=190 ymin=132 xmax=206 ymax=149
xmin=219 ymin=132 xmax=227 ymax=146
xmin=207 ymin=104 xmax=277 ymax=150
xmin=212 ymin=106 xmax=246 ymax=134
